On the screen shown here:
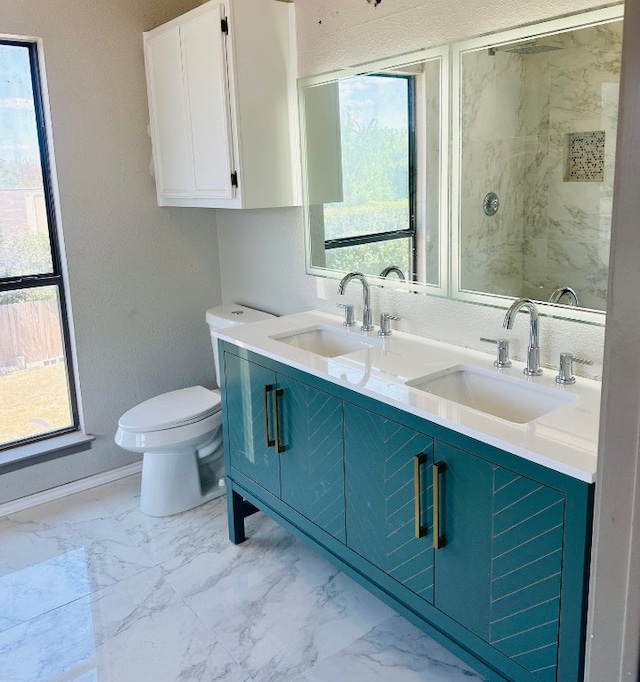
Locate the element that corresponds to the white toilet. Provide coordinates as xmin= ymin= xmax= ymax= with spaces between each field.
xmin=114 ymin=304 xmax=275 ymax=517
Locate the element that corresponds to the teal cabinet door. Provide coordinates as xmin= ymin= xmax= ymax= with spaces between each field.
xmin=344 ymin=402 xmax=435 ymax=604
xmin=223 ymin=352 xmax=281 ymax=497
xmin=434 ymin=441 xmax=565 ymax=682
xmin=278 ymin=374 xmax=345 ymax=542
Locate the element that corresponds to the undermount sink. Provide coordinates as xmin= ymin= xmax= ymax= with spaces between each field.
xmin=406 ymin=365 xmax=577 ymax=424
xmin=271 ymin=326 xmax=380 ymax=358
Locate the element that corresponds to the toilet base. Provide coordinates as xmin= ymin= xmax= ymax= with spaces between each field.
xmin=140 ymin=449 xmax=224 ymax=517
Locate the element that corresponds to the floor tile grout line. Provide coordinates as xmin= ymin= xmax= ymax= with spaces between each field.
xmin=156 ymin=524 xmax=392 ymax=682
xmin=0 ymin=591 xmax=90 ymax=639
xmin=0 ymin=561 xmax=167 ymax=640
xmin=285 ymin=614 xmax=406 ymax=682
xmin=166 ymin=574 xmax=257 ymax=680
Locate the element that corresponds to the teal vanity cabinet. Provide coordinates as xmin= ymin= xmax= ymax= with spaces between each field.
xmin=223 ymin=349 xmax=345 ymax=542
xmin=220 ymin=341 xmax=593 ymax=682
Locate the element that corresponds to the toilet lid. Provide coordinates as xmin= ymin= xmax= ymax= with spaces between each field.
xmin=118 ymin=386 xmax=221 ymax=433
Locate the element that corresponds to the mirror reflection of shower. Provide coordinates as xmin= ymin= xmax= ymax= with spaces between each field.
xmin=458 ymin=20 xmax=622 ymax=312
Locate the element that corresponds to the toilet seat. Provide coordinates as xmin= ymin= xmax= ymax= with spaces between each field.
xmin=118 ymin=386 xmax=221 ymax=433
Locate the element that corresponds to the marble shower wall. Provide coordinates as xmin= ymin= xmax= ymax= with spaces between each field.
xmin=521 ymin=22 xmax=622 ymax=310
xmin=460 ymin=20 xmax=622 ymax=311
xmin=460 ymin=49 xmax=526 ymax=297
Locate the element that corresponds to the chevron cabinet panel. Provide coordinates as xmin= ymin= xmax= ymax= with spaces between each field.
xmin=489 ymin=470 xmax=565 ymax=681
xmin=435 ymin=441 xmax=566 ymax=681
xmin=344 ymin=402 xmax=435 ymax=605
xmin=279 ymin=374 xmax=346 ymax=542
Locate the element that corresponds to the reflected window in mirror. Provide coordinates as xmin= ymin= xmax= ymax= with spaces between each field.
xmin=322 ymin=73 xmax=416 ymax=280
xmin=302 ymin=50 xmax=447 ymax=294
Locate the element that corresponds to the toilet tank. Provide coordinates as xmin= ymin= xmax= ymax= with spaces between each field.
xmin=206 ymin=304 xmax=276 ymax=385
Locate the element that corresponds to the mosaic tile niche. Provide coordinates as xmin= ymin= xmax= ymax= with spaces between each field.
xmin=566 ymin=131 xmax=606 ymax=182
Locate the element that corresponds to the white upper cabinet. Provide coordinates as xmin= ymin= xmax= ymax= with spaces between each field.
xmin=144 ymin=0 xmax=298 ymax=209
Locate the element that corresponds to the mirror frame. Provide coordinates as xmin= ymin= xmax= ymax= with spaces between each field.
xmin=299 ymin=45 xmax=450 ymax=297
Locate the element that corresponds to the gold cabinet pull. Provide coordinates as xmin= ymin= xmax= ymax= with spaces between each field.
xmin=272 ymin=388 xmax=285 ymax=454
xmin=413 ymin=453 xmax=428 ymax=539
xmin=433 ymin=461 xmax=446 ymax=550
xmin=263 ymin=384 xmax=275 ymax=448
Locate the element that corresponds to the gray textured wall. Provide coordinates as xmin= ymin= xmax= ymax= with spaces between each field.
xmin=0 ymin=0 xmax=221 ymax=504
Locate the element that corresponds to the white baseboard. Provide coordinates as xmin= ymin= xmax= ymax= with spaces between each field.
xmin=0 ymin=461 xmax=143 ymax=518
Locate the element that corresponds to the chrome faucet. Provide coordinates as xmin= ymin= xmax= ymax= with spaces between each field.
xmin=503 ymin=298 xmax=543 ymax=376
xmin=379 ymin=265 xmax=406 ymax=281
xmin=549 ymin=286 xmax=579 ymax=307
xmin=337 ymin=272 xmax=374 ymax=332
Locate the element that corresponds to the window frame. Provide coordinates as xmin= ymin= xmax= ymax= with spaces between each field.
xmin=0 ymin=38 xmax=80 ymax=451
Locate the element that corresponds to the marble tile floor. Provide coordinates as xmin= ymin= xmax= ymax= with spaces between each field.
xmin=0 ymin=474 xmax=484 ymax=682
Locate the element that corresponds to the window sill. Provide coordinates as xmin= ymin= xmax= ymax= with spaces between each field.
xmin=0 ymin=432 xmax=95 ymax=474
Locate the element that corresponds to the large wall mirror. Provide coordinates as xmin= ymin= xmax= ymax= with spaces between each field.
xmin=300 ymin=5 xmax=623 ymax=324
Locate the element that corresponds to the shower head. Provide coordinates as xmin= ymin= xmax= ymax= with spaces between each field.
xmin=489 ymin=42 xmax=563 ymax=56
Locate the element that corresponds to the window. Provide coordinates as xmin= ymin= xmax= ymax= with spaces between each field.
xmin=323 ymin=73 xmax=416 ymax=280
xmin=0 ymin=40 xmax=78 ymax=449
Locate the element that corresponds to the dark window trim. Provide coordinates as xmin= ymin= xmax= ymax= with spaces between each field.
xmin=0 ymin=39 xmax=80 ymax=452
xmin=324 ymin=72 xmax=418 ymax=278
xmin=325 ymin=228 xmax=413 ymax=250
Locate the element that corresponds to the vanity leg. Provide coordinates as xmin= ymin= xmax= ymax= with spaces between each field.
xmin=227 ymin=488 xmax=247 ymax=544
xmin=227 ymin=484 xmax=261 ymax=544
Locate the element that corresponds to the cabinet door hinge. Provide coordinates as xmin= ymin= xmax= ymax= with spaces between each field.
xmin=231 ymin=171 xmax=238 ymax=188
xmin=221 ymin=17 xmax=229 ymax=34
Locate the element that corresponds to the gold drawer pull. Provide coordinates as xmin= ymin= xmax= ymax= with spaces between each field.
xmin=413 ymin=453 xmax=428 ymax=539
xmin=273 ymin=388 xmax=285 ymax=454
xmin=433 ymin=461 xmax=446 ymax=550
xmin=263 ymin=385 xmax=275 ymax=448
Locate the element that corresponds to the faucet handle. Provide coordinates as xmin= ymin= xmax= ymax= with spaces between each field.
xmin=556 ymin=353 xmax=593 ymax=385
xmin=379 ymin=313 xmax=399 ymax=337
xmin=480 ymin=337 xmax=512 ymax=368
xmin=337 ymin=303 xmax=356 ymax=327
xmin=556 ymin=352 xmax=576 ymax=385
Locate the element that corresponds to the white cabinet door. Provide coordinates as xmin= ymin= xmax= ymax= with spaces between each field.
xmin=181 ymin=5 xmax=235 ymax=200
xmin=145 ymin=27 xmax=193 ymax=198
xmin=144 ymin=0 xmax=296 ymax=208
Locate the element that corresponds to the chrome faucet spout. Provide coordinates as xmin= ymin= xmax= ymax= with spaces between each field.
xmin=503 ymin=298 xmax=542 ymax=376
xmin=549 ymin=286 xmax=579 ymax=307
xmin=379 ymin=265 xmax=406 ymax=281
xmin=337 ymin=272 xmax=374 ymax=332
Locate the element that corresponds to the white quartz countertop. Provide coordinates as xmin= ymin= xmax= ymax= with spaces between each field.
xmin=215 ymin=311 xmax=600 ymax=483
